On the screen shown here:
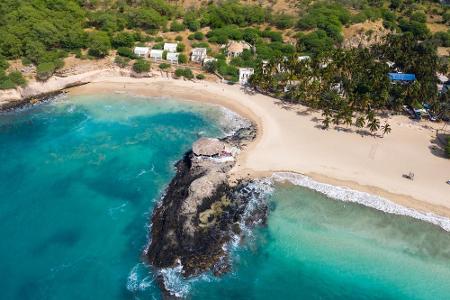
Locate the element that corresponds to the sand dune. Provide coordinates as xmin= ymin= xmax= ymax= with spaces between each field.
xmin=69 ymin=76 xmax=450 ymax=218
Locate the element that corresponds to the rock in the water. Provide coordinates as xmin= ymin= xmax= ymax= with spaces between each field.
xmin=145 ymin=121 xmax=261 ymax=297
xmin=192 ymin=137 xmax=226 ymax=157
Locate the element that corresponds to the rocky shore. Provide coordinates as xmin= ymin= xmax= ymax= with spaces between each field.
xmin=145 ymin=124 xmax=268 ymax=296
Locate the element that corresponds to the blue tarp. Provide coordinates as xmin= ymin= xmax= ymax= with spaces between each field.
xmin=388 ymin=73 xmax=416 ymax=81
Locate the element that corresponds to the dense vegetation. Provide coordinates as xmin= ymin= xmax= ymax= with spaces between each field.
xmin=0 ymin=0 xmax=448 ymax=133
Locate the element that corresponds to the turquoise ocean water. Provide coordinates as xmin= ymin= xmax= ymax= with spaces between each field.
xmin=0 ymin=95 xmax=449 ymax=299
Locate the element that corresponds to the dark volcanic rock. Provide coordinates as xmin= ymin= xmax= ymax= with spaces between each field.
xmin=145 ymin=123 xmax=263 ymax=295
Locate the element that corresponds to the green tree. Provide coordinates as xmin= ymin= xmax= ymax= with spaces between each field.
xmin=133 ymin=59 xmax=150 ymax=73
xmin=178 ymin=53 xmax=187 ymax=64
xmin=36 ymin=62 xmax=56 ymax=81
xmin=88 ymin=31 xmax=111 ymax=58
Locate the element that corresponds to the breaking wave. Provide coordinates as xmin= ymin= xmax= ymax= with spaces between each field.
xmin=217 ymin=106 xmax=252 ymax=137
xmin=126 ymin=263 xmax=154 ymax=292
xmin=272 ymin=172 xmax=450 ymax=232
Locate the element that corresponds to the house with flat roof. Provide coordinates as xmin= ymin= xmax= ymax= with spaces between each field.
xmin=191 ymin=48 xmax=207 ymax=63
xmin=150 ymin=49 xmax=164 ymax=61
xmin=239 ymin=68 xmax=254 ymax=85
xmin=226 ymin=41 xmax=252 ymax=58
xmin=134 ymin=47 xmax=150 ymax=58
xmin=164 ymin=43 xmax=178 ymax=53
xmin=167 ymin=52 xmax=179 ymax=64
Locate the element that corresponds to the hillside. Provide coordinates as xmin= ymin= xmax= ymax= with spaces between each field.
xmin=0 ymin=0 xmax=449 ymax=133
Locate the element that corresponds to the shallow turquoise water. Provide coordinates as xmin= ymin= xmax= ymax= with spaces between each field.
xmin=0 ymin=95 xmax=223 ymax=299
xmin=190 ymin=185 xmax=450 ymax=300
xmin=1 ymin=95 xmax=450 ymax=300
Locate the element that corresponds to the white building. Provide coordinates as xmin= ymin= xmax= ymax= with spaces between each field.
xmin=167 ymin=52 xmax=180 ymax=64
xmin=239 ymin=68 xmax=254 ymax=85
xmin=150 ymin=49 xmax=164 ymax=61
xmin=134 ymin=47 xmax=150 ymax=58
xmin=164 ymin=43 xmax=178 ymax=53
xmin=191 ymin=48 xmax=207 ymax=63
xmin=298 ymin=56 xmax=310 ymax=61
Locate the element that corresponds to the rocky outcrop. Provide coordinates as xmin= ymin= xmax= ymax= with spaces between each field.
xmin=0 ymin=69 xmax=113 ymax=111
xmin=146 ymin=124 xmax=262 ymax=294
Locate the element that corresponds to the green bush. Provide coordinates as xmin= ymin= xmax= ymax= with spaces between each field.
xmin=8 ymin=71 xmax=26 ymax=87
xmin=133 ymin=59 xmax=150 ymax=73
xmin=184 ymin=11 xmax=200 ymax=31
xmin=36 ymin=62 xmax=56 ymax=81
xmin=87 ymin=31 xmax=111 ymax=58
xmin=114 ymin=56 xmax=130 ymax=68
xmin=178 ymin=53 xmax=188 ymax=64
xmin=0 ymin=69 xmax=25 ymax=90
xmin=177 ymin=43 xmax=186 ymax=52
xmin=194 ymin=32 xmax=204 ymax=40
xmin=411 ymin=11 xmax=427 ymax=23
xmin=433 ymin=32 xmax=450 ymax=47
xmin=0 ymin=56 xmax=9 ymax=70
xmin=170 ymin=21 xmax=185 ymax=32
xmin=175 ymin=35 xmax=183 ymax=41
xmin=0 ymin=78 xmax=16 ymax=90
xmin=112 ymin=32 xmax=135 ymax=48
xmin=270 ymin=13 xmax=294 ymax=29
xmin=196 ymin=73 xmax=205 ymax=80
xmin=191 ymin=42 xmax=209 ymax=49
xmin=175 ymin=68 xmax=194 ymax=79
xmin=117 ymin=47 xmax=135 ymax=58
xmin=159 ymin=63 xmax=171 ymax=69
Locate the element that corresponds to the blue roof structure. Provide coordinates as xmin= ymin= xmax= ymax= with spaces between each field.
xmin=388 ymin=73 xmax=416 ymax=81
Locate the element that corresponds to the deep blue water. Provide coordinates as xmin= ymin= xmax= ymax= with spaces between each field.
xmin=1 ymin=94 xmax=449 ymax=300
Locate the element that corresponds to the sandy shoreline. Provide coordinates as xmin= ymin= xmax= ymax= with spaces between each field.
xmin=60 ymin=76 xmax=449 ymax=219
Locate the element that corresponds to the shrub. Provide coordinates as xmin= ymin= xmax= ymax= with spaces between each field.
xmin=114 ymin=56 xmax=130 ymax=68
xmin=270 ymin=13 xmax=294 ymax=29
xmin=159 ymin=63 xmax=171 ymax=69
xmin=8 ymin=71 xmax=26 ymax=86
xmin=170 ymin=21 xmax=185 ymax=32
xmin=411 ymin=11 xmax=427 ymax=23
xmin=194 ymin=32 xmax=204 ymax=40
xmin=175 ymin=35 xmax=183 ymax=41
xmin=117 ymin=47 xmax=135 ymax=58
xmin=112 ymin=32 xmax=135 ymax=48
xmin=36 ymin=62 xmax=56 ymax=81
xmin=155 ymin=36 xmax=164 ymax=42
xmin=87 ymin=31 xmax=111 ymax=58
xmin=433 ymin=32 xmax=450 ymax=47
xmin=175 ymin=68 xmax=194 ymax=79
xmin=178 ymin=53 xmax=188 ymax=64
xmin=203 ymin=60 xmax=217 ymax=73
xmin=176 ymin=43 xmax=185 ymax=52
xmin=196 ymin=73 xmax=205 ymax=80
xmin=133 ymin=59 xmax=150 ymax=73
xmin=0 ymin=78 xmax=15 ymax=90
xmin=0 ymin=55 xmax=9 ymax=70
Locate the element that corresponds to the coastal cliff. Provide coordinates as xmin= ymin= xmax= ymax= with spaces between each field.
xmin=145 ymin=125 xmax=267 ymax=293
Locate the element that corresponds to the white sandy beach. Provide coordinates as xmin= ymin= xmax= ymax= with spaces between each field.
xmin=65 ymin=75 xmax=450 ymax=218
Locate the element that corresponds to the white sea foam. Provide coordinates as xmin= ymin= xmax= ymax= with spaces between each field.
xmin=271 ymin=172 xmax=450 ymax=232
xmin=217 ymin=106 xmax=252 ymax=137
xmin=159 ymin=260 xmax=216 ymax=298
xmin=126 ymin=263 xmax=154 ymax=292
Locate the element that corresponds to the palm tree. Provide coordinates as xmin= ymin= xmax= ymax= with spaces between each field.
xmin=381 ymin=122 xmax=392 ymax=135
